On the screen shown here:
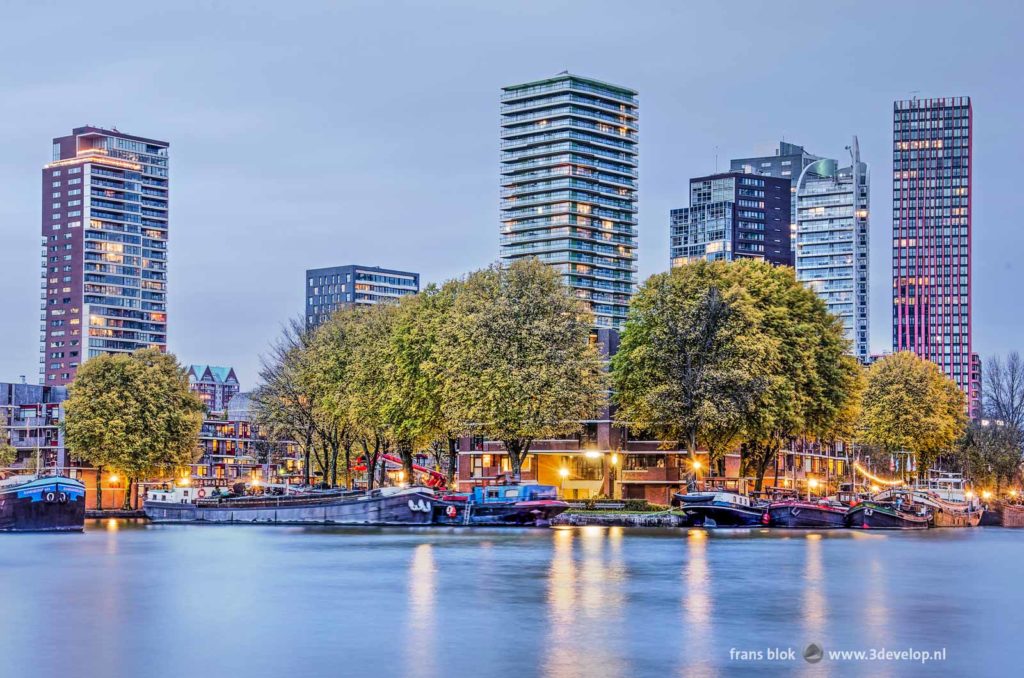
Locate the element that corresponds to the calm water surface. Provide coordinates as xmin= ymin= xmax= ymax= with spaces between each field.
xmin=2 ymin=521 xmax=1021 ymax=678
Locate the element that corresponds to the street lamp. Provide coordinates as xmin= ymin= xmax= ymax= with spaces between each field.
xmin=558 ymin=467 xmax=569 ymax=499
xmin=808 ymin=478 xmax=819 ymax=502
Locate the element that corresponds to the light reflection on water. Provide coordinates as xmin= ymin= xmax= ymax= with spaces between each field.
xmin=0 ymin=521 xmax=1021 ymax=678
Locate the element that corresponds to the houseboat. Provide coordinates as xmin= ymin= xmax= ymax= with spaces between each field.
xmin=0 ymin=475 xmax=86 ymax=532
xmin=144 ymin=484 xmax=437 ymax=525
xmin=434 ymin=484 xmax=568 ymax=526
xmin=763 ymin=498 xmax=848 ymax=528
xmin=674 ymin=491 xmax=764 ymax=527
xmin=846 ymin=499 xmax=930 ymax=530
xmin=874 ymin=482 xmax=982 ymax=528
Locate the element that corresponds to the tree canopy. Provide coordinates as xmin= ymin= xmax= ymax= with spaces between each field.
xmin=438 ymin=259 xmax=607 ymax=477
xmin=63 ymin=348 xmax=205 ymax=508
xmin=859 ymin=351 xmax=967 ymax=475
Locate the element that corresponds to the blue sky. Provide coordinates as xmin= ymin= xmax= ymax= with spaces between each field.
xmin=1 ymin=0 xmax=1021 ymax=387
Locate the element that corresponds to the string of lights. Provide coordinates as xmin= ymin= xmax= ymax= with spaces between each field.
xmin=853 ymin=461 xmax=905 ymax=486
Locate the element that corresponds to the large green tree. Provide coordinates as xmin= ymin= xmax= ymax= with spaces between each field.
xmin=714 ymin=260 xmax=860 ymax=491
xmin=859 ymin=351 xmax=967 ymax=478
xmin=611 ymin=261 xmax=774 ymax=466
xmin=957 ymin=421 xmax=1021 ymax=491
xmin=439 ymin=259 xmax=606 ymax=478
xmin=63 ymin=348 xmax=205 ymax=509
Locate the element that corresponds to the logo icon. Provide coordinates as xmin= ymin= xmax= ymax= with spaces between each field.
xmin=803 ymin=643 xmax=824 ymax=664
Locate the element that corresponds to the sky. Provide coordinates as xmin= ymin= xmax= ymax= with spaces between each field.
xmin=1 ymin=0 xmax=1022 ymax=388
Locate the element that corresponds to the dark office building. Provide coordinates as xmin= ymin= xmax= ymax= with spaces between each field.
xmin=305 ymin=264 xmax=419 ymax=328
xmin=670 ymin=172 xmax=792 ymax=267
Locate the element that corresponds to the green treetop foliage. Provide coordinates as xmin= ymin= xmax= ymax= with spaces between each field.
xmin=611 ymin=261 xmax=775 ymax=465
xmin=0 ymin=443 xmax=17 ymax=470
xmin=957 ymin=421 xmax=1022 ymax=491
xmin=383 ymin=282 xmax=465 ymax=481
xmin=859 ymin=351 xmax=967 ymax=475
xmin=62 ymin=348 xmax=204 ymax=509
xmin=438 ymin=259 xmax=607 ymax=478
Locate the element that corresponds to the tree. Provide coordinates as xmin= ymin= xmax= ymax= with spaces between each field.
xmin=957 ymin=421 xmax=1022 ymax=491
xmin=63 ymin=349 xmax=205 ymax=509
xmin=984 ymin=352 xmax=1024 ymax=434
xmin=439 ymin=259 xmax=606 ymax=479
xmin=611 ymin=261 xmax=773 ymax=465
xmin=709 ymin=260 xmax=859 ymax=492
xmin=859 ymin=351 xmax=967 ymax=479
xmin=253 ymin=319 xmax=319 ymax=487
xmin=383 ymin=282 xmax=466 ymax=484
xmin=0 ymin=444 xmax=17 ymax=473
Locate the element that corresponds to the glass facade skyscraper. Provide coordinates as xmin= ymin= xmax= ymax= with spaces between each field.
xmin=41 ymin=127 xmax=169 ymax=385
xmin=795 ymin=137 xmax=870 ymax=362
xmin=670 ymin=172 xmax=791 ymax=267
xmin=892 ymin=97 xmax=977 ymax=416
xmin=500 ymin=74 xmax=638 ymax=329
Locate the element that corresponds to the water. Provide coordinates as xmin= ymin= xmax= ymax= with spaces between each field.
xmin=1 ymin=522 xmax=1020 ymax=678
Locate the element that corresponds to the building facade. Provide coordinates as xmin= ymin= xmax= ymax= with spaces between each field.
xmin=41 ymin=127 xmax=169 ymax=386
xmin=186 ymin=365 xmax=240 ymax=413
xmin=731 ymin=141 xmax=828 ymax=254
xmin=305 ymin=265 xmax=419 ymax=328
xmin=891 ymin=97 xmax=977 ymax=415
xmin=500 ymin=73 xmax=639 ymax=330
xmin=670 ymin=172 xmax=791 ymax=267
xmin=795 ymin=137 xmax=870 ymax=362
xmin=0 ymin=382 xmax=68 ymax=470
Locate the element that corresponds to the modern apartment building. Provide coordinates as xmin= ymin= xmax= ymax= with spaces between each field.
xmin=891 ymin=97 xmax=977 ymax=415
xmin=41 ymin=126 xmax=169 ymax=385
xmin=732 ymin=142 xmax=828 ymax=254
xmin=670 ymin=172 xmax=791 ymax=267
xmin=305 ymin=264 xmax=419 ymax=328
xmin=794 ymin=137 xmax=870 ymax=362
xmin=0 ymin=381 xmax=68 ymax=470
xmin=499 ymin=73 xmax=639 ymax=330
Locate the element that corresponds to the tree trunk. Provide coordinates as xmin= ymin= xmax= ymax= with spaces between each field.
xmin=504 ymin=439 xmax=531 ymax=481
xmin=122 ymin=477 xmax=133 ymax=511
xmin=329 ymin=438 xmax=340 ymax=488
xmin=95 ymin=465 xmax=104 ymax=512
xmin=398 ymin=440 xmax=414 ymax=485
xmin=303 ymin=430 xmax=312 ymax=487
xmin=343 ymin=443 xmax=353 ymax=490
xmin=445 ymin=437 xmax=459 ymax=488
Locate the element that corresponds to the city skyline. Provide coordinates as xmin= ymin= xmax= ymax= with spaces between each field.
xmin=1 ymin=1 xmax=1021 ymax=386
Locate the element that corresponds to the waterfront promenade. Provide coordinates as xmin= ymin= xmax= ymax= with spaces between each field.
xmin=2 ymin=522 xmax=1021 ymax=677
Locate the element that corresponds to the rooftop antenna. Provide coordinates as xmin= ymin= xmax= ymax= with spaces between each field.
xmin=714 ymin=145 xmax=719 ymax=172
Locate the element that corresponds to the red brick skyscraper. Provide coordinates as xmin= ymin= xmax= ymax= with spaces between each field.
xmin=892 ymin=97 xmax=979 ymax=416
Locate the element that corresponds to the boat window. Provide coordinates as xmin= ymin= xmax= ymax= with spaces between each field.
xmin=504 ymin=489 xmax=519 ymax=498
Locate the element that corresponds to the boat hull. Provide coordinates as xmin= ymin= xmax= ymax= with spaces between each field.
xmin=434 ymin=500 xmax=569 ymax=527
xmin=930 ymin=505 xmax=983 ymax=527
xmin=679 ymin=504 xmax=763 ymax=527
xmin=144 ymin=489 xmax=436 ymax=525
xmin=846 ymin=503 xmax=929 ymax=530
xmin=765 ymin=502 xmax=847 ymax=528
xmin=0 ymin=477 xmax=86 ymax=532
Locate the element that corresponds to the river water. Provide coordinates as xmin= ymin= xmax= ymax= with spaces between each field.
xmin=1 ymin=521 xmax=1020 ymax=677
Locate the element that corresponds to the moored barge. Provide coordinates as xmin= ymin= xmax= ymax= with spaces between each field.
xmin=846 ymin=500 xmax=930 ymax=530
xmin=144 ymin=485 xmax=437 ymax=525
xmin=674 ymin=491 xmax=764 ymax=527
xmin=763 ymin=499 xmax=847 ymax=528
xmin=0 ymin=475 xmax=86 ymax=532
xmin=434 ymin=484 xmax=568 ymax=526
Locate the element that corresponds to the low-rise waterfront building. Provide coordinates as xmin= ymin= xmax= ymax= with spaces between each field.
xmin=0 ymin=381 xmax=68 ymax=470
xmin=305 ymin=264 xmax=420 ymax=329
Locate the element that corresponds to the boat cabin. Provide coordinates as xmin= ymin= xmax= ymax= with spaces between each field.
xmin=470 ymin=484 xmax=559 ymax=504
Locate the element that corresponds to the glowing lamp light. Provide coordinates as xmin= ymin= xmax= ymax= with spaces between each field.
xmin=1010 ymin=490 xmax=1019 ymax=498
xmin=965 ymin=491 xmax=974 ymax=500
xmin=251 ymin=478 xmax=261 ymax=487
xmin=107 ymin=473 xmax=120 ymax=484
xmin=982 ymin=490 xmax=993 ymax=500
xmin=176 ymin=476 xmax=191 ymax=487
xmin=584 ymin=450 xmax=601 ymax=459
xmin=397 ymin=471 xmax=406 ymax=483
xmin=610 ymin=453 xmax=619 ymax=466
xmin=870 ymin=484 xmax=881 ymax=494
xmin=692 ymin=460 xmax=702 ymax=471
xmin=558 ymin=468 xmax=570 ymax=479
xmin=808 ymin=479 xmax=819 ymax=489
